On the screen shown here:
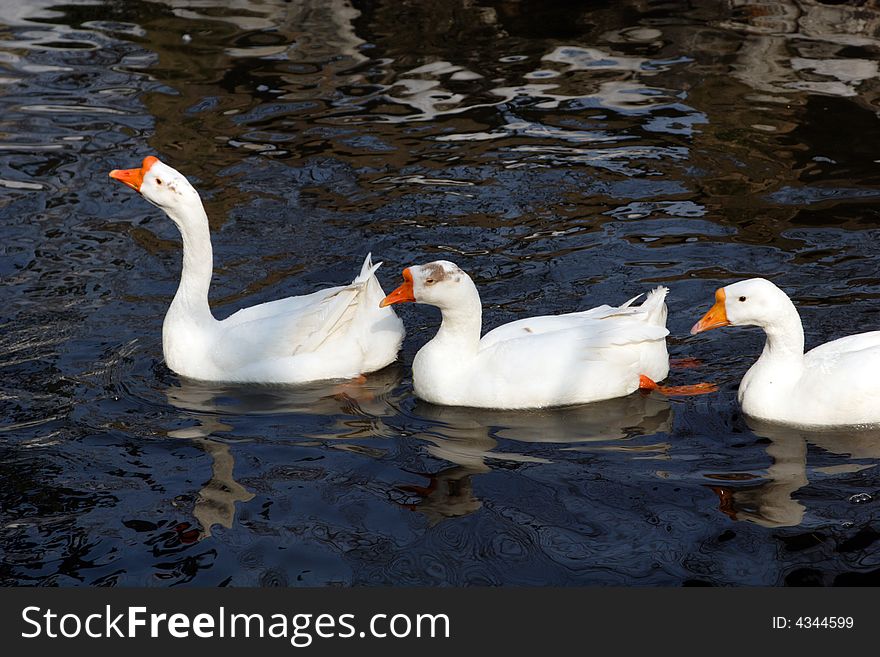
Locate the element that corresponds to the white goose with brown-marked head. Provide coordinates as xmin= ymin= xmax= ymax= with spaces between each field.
xmin=691 ymin=277 xmax=880 ymax=427
xmin=380 ymin=260 xmax=706 ymax=409
xmin=109 ymin=156 xmax=404 ymax=383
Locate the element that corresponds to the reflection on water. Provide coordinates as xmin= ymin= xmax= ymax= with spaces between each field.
xmin=710 ymin=418 xmax=880 ymax=529
xmin=166 ymin=416 xmax=254 ymax=541
xmin=2 ymin=0 xmax=880 ymax=586
xmin=402 ymin=395 xmax=673 ymax=524
xmin=727 ymin=0 xmax=880 ymax=100
xmin=164 ymin=365 xmax=403 ymax=419
xmin=161 ymin=367 xmax=404 ymax=538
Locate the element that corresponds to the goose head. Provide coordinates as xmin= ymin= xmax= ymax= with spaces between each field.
xmin=109 ymin=156 xmax=202 ymax=221
xmin=380 ymin=260 xmax=476 ymax=310
xmin=691 ymin=278 xmax=794 ymax=334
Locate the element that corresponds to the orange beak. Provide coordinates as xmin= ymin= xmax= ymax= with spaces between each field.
xmin=691 ymin=288 xmax=730 ymax=334
xmin=109 ymin=155 xmax=160 ymax=192
xmin=380 ymin=268 xmax=416 ymax=308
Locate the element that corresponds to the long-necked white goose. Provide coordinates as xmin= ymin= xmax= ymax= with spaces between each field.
xmin=109 ymin=156 xmax=404 ymax=383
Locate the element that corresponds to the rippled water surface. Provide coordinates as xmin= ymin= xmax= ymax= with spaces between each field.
xmin=2 ymin=0 xmax=880 ymax=586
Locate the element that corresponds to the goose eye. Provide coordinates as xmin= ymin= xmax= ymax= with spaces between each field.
xmin=739 ymin=296 xmax=747 ymax=302
xmin=155 ymin=178 xmax=163 ymax=186
xmin=425 ymin=278 xmax=435 ymax=285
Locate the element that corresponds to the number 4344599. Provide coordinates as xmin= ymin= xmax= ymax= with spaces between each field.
xmin=772 ymin=617 xmax=854 ymax=629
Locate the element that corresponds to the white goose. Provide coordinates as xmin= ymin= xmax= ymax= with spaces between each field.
xmin=109 ymin=156 xmax=404 ymax=384
xmin=380 ymin=260 xmax=712 ymax=409
xmin=691 ymin=277 xmax=880 ymax=427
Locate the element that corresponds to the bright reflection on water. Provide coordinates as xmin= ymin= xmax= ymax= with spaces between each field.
xmin=1 ymin=0 xmax=880 ymax=586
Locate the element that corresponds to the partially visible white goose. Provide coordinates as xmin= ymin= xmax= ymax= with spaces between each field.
xmin=380 ymin=260 xmax=713 ymax=409
xmin=691 ymin=277 xmax=880 ymax=427
xmin=109 ymin=156 xmax=404 ymax=383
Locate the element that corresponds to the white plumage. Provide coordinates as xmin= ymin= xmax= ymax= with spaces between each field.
xmin=692 ymin=277 xmax=880 ymax=427
xmin=381 ymin=260 xmax=671 ymax=409
xmin=110 ymin=156 xmax=404 ymax=383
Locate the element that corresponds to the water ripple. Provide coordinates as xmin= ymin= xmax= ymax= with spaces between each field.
xmin=2 ymin=0 xmax=880 ymax=587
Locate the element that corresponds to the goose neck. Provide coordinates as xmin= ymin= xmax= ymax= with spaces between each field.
xmin=433 ymin=299 xmax=483 ymax=354
xmin=167 ymin=202 xmax=214 ymax=321
xmin=758 ymin=305 xmax=805 ymax=363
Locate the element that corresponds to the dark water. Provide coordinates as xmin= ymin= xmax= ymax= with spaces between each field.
xmin=2 ymin=0 xmax=880 ymax=586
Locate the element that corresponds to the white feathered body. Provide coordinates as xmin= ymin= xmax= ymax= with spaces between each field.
xmin=164 ymin=254 xmax=404 ymax=383
xmin=412 ymin=287 xmax=670 ymax=409
xmin=739 ymin=331 xmax=880 ymax=427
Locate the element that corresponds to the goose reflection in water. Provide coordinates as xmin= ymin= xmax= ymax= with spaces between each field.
xmin=164 ymin=417 xmax=254 ymax=541
xmin=162 ymin=366 xmax=404 ymax=539
xmin=399 ymin=393 xmax=673 ymax=525
xmin=709 ymin=419 xmax=880 ymax=528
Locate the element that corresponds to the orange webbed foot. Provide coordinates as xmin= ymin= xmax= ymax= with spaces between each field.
xmin=639 ymin=375 xmax=717 ymax=396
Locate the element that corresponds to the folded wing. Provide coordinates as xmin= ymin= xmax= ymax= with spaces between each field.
xmin=213 ymin=254 xmax=387 ymax=368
